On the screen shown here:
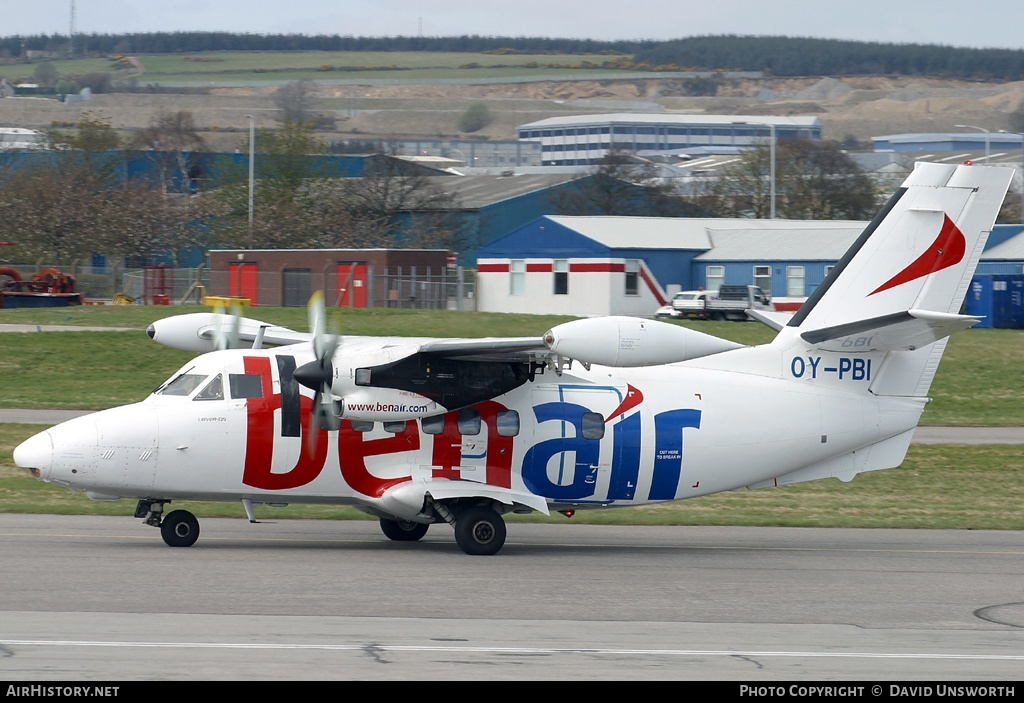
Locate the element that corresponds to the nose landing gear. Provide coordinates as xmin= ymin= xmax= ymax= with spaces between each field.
xmin=135 ymin=500 xmax=201 ymax=547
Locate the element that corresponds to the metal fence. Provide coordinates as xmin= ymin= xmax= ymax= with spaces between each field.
xmin=2 ymin=263 xmax=477 ymax=310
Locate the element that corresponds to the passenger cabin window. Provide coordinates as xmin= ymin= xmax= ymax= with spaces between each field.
xmin=384 ymin=420 xmax=409 ymax=434
xmin=458 ymin=408 xmax=481 ymax=435
xmin=421 ymin=415 xmax=445 ymax=435
xmin=582 ymin=412 xmax=605 ymax=440
xmin=496 ymin=410 xmax=520 ymax=437
xmin=194 ymin=374 xmax=224 ymax=401
xmin=229 ymin=373 xmax=263 ymax=399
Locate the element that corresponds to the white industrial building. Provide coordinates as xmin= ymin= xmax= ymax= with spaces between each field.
xmin=516 ymin=114 xmax=822 ymax=165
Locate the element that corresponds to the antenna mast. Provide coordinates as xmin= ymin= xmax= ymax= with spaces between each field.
xmin=69 ymin=0 xmax=76 ymax=57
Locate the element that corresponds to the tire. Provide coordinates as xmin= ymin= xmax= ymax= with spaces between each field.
xmin=454 ymin=506 xmax=506 ymax=556
xmin=380 ymin=517 xmax=429 ymax=542
xmin=160 ymin=509 xmax=200 ymax=547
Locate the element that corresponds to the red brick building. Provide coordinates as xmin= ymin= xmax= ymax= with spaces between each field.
xmin=206 ymin=248 xmax=452 ymax=308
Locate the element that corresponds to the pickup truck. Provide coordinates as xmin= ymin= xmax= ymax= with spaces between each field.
xmin=704 ymin=285 xmax=773 ymax=321
xmin=656 ymin=290 xmax=715 ymax=319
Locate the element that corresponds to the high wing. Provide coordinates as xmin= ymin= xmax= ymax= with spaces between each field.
xmin=149 ymin=312 xmax=744 ymax=367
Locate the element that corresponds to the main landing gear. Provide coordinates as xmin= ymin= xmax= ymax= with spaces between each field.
xmin=136 ymin=500 xmax=200 ymax=548
xmin=453 ymin=505 xmax=507 ymax=556
xmin=379 ymin=503 xmax=508 ymax=555
xmin=379 ymin=517 xmax=429 ymax=542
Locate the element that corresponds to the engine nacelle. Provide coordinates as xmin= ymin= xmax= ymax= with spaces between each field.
xmin=147 ymin=313 xmax=278 ymax=352
xmin=339 ymin=388 xmax=444 ymax=422
xmin=543 ymin=316 xmax=744 ymax=367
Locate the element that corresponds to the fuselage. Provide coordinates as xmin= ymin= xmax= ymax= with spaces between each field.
xmin=15 ymin=343 xmax=923 ymax=518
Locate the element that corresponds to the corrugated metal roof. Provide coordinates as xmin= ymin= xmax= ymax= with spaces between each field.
xmin=424 ymin=173 xmax=580 ymax=209
xmin=545 ymin=215 xmax=713 ymax=250
xmin=982 ymin=232 xmax=1024 ymax=260
xmin=695 ymin=222 xmax=868 ymax=260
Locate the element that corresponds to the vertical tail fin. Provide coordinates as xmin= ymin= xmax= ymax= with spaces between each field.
xmin=782 ymin=162 xmax=1013 ymax=397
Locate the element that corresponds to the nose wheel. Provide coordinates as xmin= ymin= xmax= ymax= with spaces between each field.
xmin=160 ymin=509 xmax=200 ymax=547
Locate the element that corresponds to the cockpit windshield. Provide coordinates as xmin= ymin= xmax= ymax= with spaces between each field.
xmin=154 ymin=372 xmax=208 ymax=397
xmin=194 ymin=374 xmax=224 ymax=401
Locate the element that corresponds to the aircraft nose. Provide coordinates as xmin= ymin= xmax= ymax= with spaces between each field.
xmin=13 ymin=430 xmax=53 ymax=479
xmin=146 ymin=324 xmax=156 ymax=340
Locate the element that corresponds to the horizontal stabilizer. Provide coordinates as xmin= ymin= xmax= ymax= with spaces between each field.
xmin=746 ymin=308 xmax=793 ymax=332
xmin=800 ymin=309 xmax=981 ymax=352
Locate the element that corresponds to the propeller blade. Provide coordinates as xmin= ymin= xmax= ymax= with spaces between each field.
xmin=305 ymin=386 xmax=341 ymax=456
xmin=212 ymin=304 xmax=227 ymax=350
xmin=211 ymin=302 xmax=242 ymax=350
xmin=227 ymin=302 xmax=243 ymax=349
xmin=301 ymin=290 xmax=343 ymax=455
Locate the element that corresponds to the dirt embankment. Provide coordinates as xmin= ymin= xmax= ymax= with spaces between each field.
xmin=3 ymin=74 xmax=1023 ymax=149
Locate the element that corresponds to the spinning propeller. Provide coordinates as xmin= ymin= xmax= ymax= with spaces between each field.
xmin=293 ymin=291 xmax=342 ymax=452
xmin=211 ymin=301 xmax=243 ymax=350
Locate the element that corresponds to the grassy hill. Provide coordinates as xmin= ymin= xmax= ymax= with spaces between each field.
xmin=3 ymin=47 xmax=1021 ymax=149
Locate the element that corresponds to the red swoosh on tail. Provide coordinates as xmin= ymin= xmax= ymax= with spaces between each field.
xmin=869 ymin=214 xmax=965 ymax=296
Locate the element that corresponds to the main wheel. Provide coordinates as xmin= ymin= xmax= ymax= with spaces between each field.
xmin=160 ymin=509 xmax=200 ymax=547
xmin=380 ymin=517 xmax=429 ymax=542
xmin=454 ymin=506 xmax=506 ymax=556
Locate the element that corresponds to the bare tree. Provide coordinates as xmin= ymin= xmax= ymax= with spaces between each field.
xmin=336 ymin=150 xmax=467 ymax=249
xmin=134 ymin=110 xmax=209 ymax=194
xmin=0 ymin=114 xmax=191 ymax=265
xmin=547 ymin=148 xmax=692 ymax=216
xmin=273 ymin=79 xmax=316 ymax=126
xmin=775 ymin=139 xmax=877 ymax=220
xmin=689 ymin=139 xmax=877 ymax=220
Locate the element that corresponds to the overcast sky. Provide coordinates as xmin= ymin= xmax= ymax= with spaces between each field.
xmin=5 ymin=0 xmax=1023 ymax=51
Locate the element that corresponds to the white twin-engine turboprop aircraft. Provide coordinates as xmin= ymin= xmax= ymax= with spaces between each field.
xmin=14 ymin=162 xmax=1013 ymax=555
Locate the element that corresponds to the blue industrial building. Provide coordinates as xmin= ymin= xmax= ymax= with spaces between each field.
xmin=477 ymin=215 xmax=1024 ymax=323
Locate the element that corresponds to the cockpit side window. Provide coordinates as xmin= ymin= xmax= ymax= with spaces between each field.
xmin=229 ymin=373 xmax=263 ymax=399
xmin=156 ymin=373 xmax=207 ymax=397
xmin=194 ymin=374 xmax=224 ymax=401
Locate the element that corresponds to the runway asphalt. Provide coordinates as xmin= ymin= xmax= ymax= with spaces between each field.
xmin=2 ymin=515 xmax=1022 ymax=681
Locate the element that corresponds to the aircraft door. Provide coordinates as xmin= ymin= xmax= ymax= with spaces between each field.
xmin=522 ymin=383 xmax=634 ymax=502
xmin=153 ymin=374 xmax=250 ymax=494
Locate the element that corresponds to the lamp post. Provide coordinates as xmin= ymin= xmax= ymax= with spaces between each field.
xmin=955 ymin=124 xmax=990 ymax=161
xmin=999 ymin=129 xmax=1024 ymax=222
xmin=733 ymin=121 xmax=776 ymax=219
xmin=245 ymin=114 xmax=255 ymax=246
